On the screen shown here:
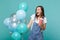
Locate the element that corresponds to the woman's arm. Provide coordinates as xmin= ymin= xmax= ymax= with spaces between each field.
xmin=27 ymin=19 xmax=33 ymax=28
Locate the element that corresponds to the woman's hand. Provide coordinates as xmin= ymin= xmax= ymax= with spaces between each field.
xmin=38 ymin=18 xmax=46 ymax=30
xmin=38 ymin=18 xmax=43 ymax=26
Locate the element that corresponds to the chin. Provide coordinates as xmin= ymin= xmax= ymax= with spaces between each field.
xmin=37 ymin=14 xmax=40 ymax=16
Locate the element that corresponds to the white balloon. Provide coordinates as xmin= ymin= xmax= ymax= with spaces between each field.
xmin=16 ymin=10 xmax=26 ymax=20
xmin=11 ymin=23 xmax=17 ymax=28
xmin=4 ymin=18 xmax=11 ymax=26
xmin=12 ymin=18 xmax=16 ymax=22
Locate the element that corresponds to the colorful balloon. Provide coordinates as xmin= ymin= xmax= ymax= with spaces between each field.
xmin=17 ymin=23 xmax=28 ymax=34
xmin=19 ymin=2 xmax=28 ymax=11
xmin=16 ymin=10 xmax=26 ymax=20
xmin=4 ymin=18 xmax=11 ymax=26
xmin=11 ymin=32 xmax=21 ymax=40
xmin=8 ymin=26 xmax=17 ymax=32
xmin=10 ymin=14 xmax=18 ymax=23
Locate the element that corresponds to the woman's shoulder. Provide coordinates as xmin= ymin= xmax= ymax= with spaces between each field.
xmin=30 ymin=14 xmax=35 ymax=20
xmin=43 ymin=17 xmax=47 ymax=23
xmin=44 ymin=17 xmax=47 ymax=19
xmin=31 ymin=14 xmax=35 ymax=17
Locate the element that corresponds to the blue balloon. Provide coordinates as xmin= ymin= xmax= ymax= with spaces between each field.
xmin=8 ymin=26 xmax=17 ymax=33
xmin=19 ymin=2 xmax=28 ymax=11
xmin=4 ymin=18 xmax=11 ymax=26
xmin=8 ymin=23 xmax=18 ymax=32
xmin=17 ymin=23 xmax=28 ymax=34
xmin=16 ymin=10 xmax=26 ymax=20
xmin=11 ymin=32 xmax=21 ymax=40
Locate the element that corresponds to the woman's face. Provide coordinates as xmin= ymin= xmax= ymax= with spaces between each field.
xmin=36 ymin=7 xmax=42 ymax=16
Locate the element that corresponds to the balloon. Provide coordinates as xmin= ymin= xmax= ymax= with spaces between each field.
xmin=3 ymin=18 xmax=16 ymax=32
xmin=8 ymin=14 xmax=19 ymax=32
xmin=19 ymin=2 xmax=28 ymax=11
xmin=4 ymin=18 xmax=11 ymax=26
xmin=8 ymin=23 xmax=17 ymax=32
xmin=17 ymin=23 xmax=28 ymax=34
xmin=8 ymin=26 xmax=17 ymax=32
xmin=8 ymin=13 xmax=21 ymax=33
xmin=16 ymin=10 xmax=26 ymax=20
xmin=10 ymin=23 xmax=17 ymax=28
xmin=11 ymin=32 xmax=21 ymax=40
xmin=10 ymin=14 xmax=18 ymax=23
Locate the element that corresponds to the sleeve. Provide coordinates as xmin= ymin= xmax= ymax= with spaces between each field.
xmin=30 ymin=14 xmax=35 ymax=20
xmin=43 ymin=17 xmax=47 ymax=24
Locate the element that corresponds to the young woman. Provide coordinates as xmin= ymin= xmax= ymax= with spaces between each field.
xmin=27 ymin=6 xmax=47 ymax=40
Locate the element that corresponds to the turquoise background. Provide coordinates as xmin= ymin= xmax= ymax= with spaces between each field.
xmin=0 ymin=0 xmax=60 ymax=40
